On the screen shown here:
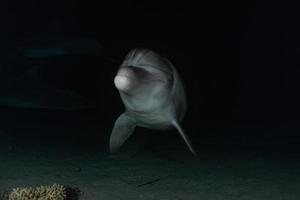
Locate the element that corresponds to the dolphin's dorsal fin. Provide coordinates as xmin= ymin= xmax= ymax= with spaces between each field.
xmin=110 ymin=113 xmax=136 ymax=153
xmin=171 ymin=120 xmax=197 ymax=156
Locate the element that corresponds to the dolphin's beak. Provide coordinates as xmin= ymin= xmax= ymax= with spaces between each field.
xmin=114 ymin=68 xmax=135 ymax=92
xmin=114 ymin=75 xmax=131 ymax=91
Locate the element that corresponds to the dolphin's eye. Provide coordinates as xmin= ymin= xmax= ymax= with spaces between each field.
xmin=122 ymin=66 xmax=165 ymax=83
xmin=130 ymin=67 xmax=153 ymax=81
xmin=131 ymin=67 xmax=149 ymax=77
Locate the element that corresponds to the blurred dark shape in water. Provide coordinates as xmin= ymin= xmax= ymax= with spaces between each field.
xmin=10 ymin=35 xmax=104 ymax=59
xmin=0 ymin=35 xmax=107 ymax=110
xmin=0 ymin=83 xmax=92 ymax=110
xmin=2 ymin=35 xmax=105 ymax=82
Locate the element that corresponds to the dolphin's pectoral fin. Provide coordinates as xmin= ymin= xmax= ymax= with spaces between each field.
xmin=171 ymin=120 xmax=197 ymax=156
xmin=110 ymin=113 xmax=136 ymax=153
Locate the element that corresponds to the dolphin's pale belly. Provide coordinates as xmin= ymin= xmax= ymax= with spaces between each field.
xmin=126 ymin=107 xmax=174 ymax=130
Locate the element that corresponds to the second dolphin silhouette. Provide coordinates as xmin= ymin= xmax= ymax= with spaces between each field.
xmin=110 ymin=48 xmax=196 ymax=155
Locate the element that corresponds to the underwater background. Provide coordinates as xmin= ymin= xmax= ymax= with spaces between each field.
xmin=0 ymin=0 xmax=300 ymax=199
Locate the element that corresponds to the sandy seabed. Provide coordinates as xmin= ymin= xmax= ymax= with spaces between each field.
xmin=0 ymin=125 xmax=300 ymax=200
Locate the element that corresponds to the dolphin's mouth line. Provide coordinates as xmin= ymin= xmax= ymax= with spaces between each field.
xmin=115 ymin=74 xmax=165 ymax=83
xmin=142 ymin=79 xmax=165 ymax=83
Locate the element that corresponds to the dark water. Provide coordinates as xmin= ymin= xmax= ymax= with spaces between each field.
xmin=0 ymin=0 xmax=300 ymax=199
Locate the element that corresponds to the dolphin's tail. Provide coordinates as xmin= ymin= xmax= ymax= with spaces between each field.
xmin=171 ymin=120 xmax=197 ymax=156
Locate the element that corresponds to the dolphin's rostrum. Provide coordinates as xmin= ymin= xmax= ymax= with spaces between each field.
xmin=110 ymin=48 xmax=196 ymax=155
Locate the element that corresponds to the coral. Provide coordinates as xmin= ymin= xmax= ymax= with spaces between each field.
xmin=8 ymin=184 xmax=66 ymax=200
xmin=0 ymin=184 xmax=83 ymax=200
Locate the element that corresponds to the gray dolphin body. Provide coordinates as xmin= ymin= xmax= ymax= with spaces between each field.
xmin=110 ymin=48 xmax=196 ymax=155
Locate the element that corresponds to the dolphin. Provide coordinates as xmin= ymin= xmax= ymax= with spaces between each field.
xmin=110 ymin=48 xmax=196 ymax=155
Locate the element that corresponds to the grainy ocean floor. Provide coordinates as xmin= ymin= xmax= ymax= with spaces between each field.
xmin=0 ymin=114 xmax=300 ymax=200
